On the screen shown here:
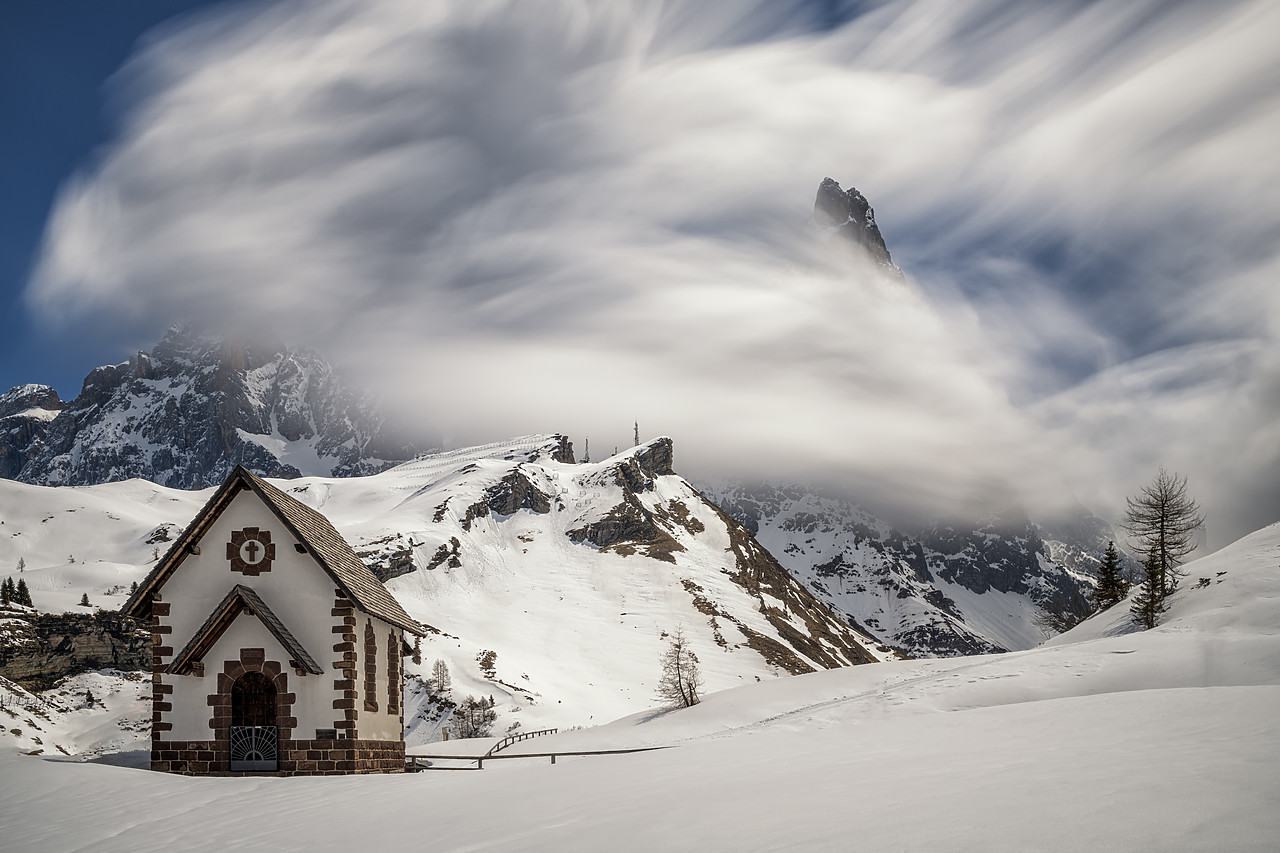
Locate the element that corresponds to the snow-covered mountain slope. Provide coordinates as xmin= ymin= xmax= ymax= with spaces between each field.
xmin=705 ymin=481 xmax=1123 ymax=657
xmin=4 ymin=523 xmax=1277 ymax=852
xmin=0 ymin=671 xmax=150 ymax=760
xmin=0 ymin=434 xmax=882 ymax=743
xmin=2 ymin=325 xmax=427 ymax=489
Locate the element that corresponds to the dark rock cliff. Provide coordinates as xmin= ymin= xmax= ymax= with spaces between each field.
xmin=0 ymin=610 xmax=151 ymax=690
xmin=0 ymin=385 xmax=66 ymax=479
xmin=813 ymin=177 xmax=900 ymax=274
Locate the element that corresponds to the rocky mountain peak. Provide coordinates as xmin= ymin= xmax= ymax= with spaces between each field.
xmin=3 ymin=328 xmax=433 ymax=489
xmin=0 ymin=384 xmax=64 ymax=420
xmin=813 ymin=177 xmax=900 ymax=274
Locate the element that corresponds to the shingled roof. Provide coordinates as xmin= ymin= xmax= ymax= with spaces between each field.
xmin=168 ymin=584 xmax=324 ymax=676
xmin=123 ymin=466 xmax=424 ymax=635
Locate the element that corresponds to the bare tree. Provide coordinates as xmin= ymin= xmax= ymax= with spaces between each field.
xmin=431 ymin=658 xmax=452 ymax=697
xmin=452 ymin=695 xmax=496 ymax=738
xmin=1124 ymin=468 xmax=1204 ymax=628
xmin=656 ymin=627 xmax=704 ymax=709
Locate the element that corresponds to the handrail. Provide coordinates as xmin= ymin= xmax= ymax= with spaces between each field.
xmin=483 ymin=727 xmax=558 ymax=758
xmin=405 ymin=745 xmax=670 ymax=771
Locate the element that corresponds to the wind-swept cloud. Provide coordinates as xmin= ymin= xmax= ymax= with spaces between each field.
xmin=26 ymin=0 xmax=1280 ymax=545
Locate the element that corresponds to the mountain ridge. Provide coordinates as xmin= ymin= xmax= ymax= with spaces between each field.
xmin=0 ymin=325 xmax=429 ymax=488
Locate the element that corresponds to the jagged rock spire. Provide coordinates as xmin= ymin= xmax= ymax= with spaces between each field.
xmin=813 ymin=177 xmax=900 ymax=274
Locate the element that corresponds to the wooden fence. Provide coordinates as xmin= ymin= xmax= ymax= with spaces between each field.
xmin=485 ymin=727 xmax=558 ymax=757
xmin=406 ymin=745 xmax=669 ymax=771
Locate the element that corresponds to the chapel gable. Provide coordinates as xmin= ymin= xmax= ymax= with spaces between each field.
xmin=123 ymin=466 xmax=424 ymax=776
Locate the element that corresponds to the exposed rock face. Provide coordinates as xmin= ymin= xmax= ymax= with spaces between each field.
xmin=7 ymin=326 xmax=432 ymax=488
xmin=706 ymin=481 xmax=1124 ymax=657
xmin=0 ymin=611 xmax=151 ymax=690
xmin=813 ymin=177 xmax=900 ymax=274
xmin=485 ymin=469 xmax=553 ymax=516
xmin=0 ymin=385 xmax=66 ymax=479
xmin=564 ymin=440 xmax=879 ymax=670
xmin=0 ymin=384 xmax=64 ymax=420
xmin=545 ymin=435 xmax=575 ymax=465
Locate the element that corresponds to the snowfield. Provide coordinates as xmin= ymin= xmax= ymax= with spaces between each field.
xmin=3 ymin=519 xmax=1279 ymax=850
xmin=0 ymin=435 xmax=883 ymax=745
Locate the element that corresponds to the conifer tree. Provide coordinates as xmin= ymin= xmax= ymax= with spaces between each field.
xmin=1123 ymin=469 xmax=1204 ymax=627
xmin=1 ymin=577 xmax=11 ymax=606
xmin=1130 ymin=552 xmax=1167 ymax=629
xmin=16 ymin=578 xmax=32 ymax=607
xmin=1092 ymin=541 xmax=1129 ymax=611
xmin=79 ymin=592 xmax=90 ymax=607
xmin=16 ymin=557 xmax=24 ymax=573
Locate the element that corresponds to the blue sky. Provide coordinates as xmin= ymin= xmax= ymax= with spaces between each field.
xmin=1 ymin=0 xmax=225 ymax=397
xmin=3 ymin=0 xmax=1278 ymax=543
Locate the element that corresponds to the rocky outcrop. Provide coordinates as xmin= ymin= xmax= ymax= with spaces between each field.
xmin=568 ymin=495 xmax=685 ymax=562
xmin=545 ymin=435 xmax=575 ymax=464
xmin=0 ymin=610 xmax=151 ymax=690
xmin=0 ymin=385 xmax=65 ymax=420
xmin=813 ymin=177 xmax=900 ymax=275
xmin=485 ymin=469 xmax=553 ymax=516
xmin=6 ymin=326 xmax=433 ymax=488
xmin=568 ymin=439 xmax=686 ymax=561
xmin=0 ymin=385 xmax=65 ymax=479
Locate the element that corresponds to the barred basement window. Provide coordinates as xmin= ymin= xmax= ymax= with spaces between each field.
xmin=387 ymin=631 xmax=400 ymax=714
xmin=363 ymin=620 xmax=378 ymax=712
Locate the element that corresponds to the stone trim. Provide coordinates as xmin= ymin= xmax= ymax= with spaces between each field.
xmin=151 ymin=601 xmax=173 ymax=737
xmin=226 ymin=527 xmax=276 ymax=576
xmin=151 ymin=738 xmax=405 ymax=776
xmin=332 ymin=591 xmax=359 ymax=737
xmin=363 ymin=619 xmax=378 ymax=713
xmin=386 ymin=630 xmax=400 ymax=715
xmin=207 ymin=648 xmax=295 ymax=768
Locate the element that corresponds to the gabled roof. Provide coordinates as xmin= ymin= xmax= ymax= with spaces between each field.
xmin=168 ymin=584 xmax=323 ymax=676
xmin=123 ymin=466 xmax=424 ymax=635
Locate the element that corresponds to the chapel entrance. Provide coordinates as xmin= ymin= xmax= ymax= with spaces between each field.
xmin=229 ymin=671 xmax=278 ymax=771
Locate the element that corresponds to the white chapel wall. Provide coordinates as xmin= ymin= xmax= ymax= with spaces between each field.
xmin=158 ymin=487 xmax=408 ymax=742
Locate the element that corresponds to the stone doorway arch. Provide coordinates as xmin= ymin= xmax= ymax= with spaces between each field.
xmin=230 ymin=670 xmax=278 ymax=771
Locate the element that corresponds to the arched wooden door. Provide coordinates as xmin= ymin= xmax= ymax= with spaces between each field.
xmin=229 ymin=672 xmax=277 ymax=771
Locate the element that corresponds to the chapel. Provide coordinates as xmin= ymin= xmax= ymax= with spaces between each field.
xmin=123 ymin=466 xmax=424 ymax=775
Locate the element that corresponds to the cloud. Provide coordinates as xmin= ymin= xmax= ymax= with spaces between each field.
xmin=26 ymin=0 xmax=1280 ymax=545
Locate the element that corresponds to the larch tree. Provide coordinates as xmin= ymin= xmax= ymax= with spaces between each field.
xmin=431 ymin=658 xmax=452 ymax=698
xmin=1123 ymin=468 xmax=1204 ymax=628
xmin=656 ymin=627 xmax=704 ymax=709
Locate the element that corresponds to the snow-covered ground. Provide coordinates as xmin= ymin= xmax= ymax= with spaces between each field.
xmin=0 ymin=435 xmax=882 ymax=740
xmin=3 ymin=520 xmax=1278 ymax=851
